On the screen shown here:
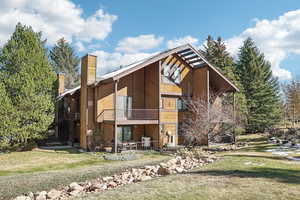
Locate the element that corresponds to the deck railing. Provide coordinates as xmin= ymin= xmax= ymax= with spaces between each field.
xmin=98 ymin=109 xmax=159 ymax=122
xmin=67 ymin=112 xmax=80 ymax=120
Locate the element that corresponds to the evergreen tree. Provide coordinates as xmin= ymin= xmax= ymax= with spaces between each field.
xmin=0 ymin=81 xmax=18 ymax=149
xmin=49 ymin=38 xmax=80 ymax=89
xmin=0 ymin=23 xmax=56 ymax=146
xmin=201 ymin=36 xmax=247 ymax=126
xmin=236 ymin=38 xmax=282 ymax=133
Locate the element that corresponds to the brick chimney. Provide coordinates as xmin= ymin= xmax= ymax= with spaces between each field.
xmin=80 ymin=54 xmax=97 ymax=149
xmin=58 ymin=73 xmax=65 ymax=95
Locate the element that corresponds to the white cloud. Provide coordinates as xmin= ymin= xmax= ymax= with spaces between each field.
xmin=0 ymin=0 xmax=117 ymax=46
xmin=167 ymin=36 xmax=199 ymax=49
xmin=75 ymin=41 xmax=85 ymax=52
xmin=226 ymin=10 xmax=300 ymax=80
xmin=115 ymin=34 xmax=164 ymax=53
xmin=92 ymin=50 xmax=156 ymax=76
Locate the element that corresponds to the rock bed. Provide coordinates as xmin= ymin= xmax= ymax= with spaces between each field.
xmin=267 ymin=137 xmax=300 ymax=162
xmin=14 ymin=153 xmax=217 ymax=200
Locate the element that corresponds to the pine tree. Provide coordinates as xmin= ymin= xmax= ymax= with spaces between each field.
xmin=0 ymin=81 xmax=18 ymax=149
xmin=0 ymin=23 xmax=57 ymax=146
xmin=236 ymin=38 xmax=282 ymax=133
xmin=49 ymin=38 xmax=80 ymax=89
xmin=201 ymin=36 xmax=247 ymax=125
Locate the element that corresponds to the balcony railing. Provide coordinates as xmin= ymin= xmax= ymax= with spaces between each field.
xmin=65 ymin=112 xmax=80 ymax=120
xmin=98 ymin=109 xmax=159 ymax=122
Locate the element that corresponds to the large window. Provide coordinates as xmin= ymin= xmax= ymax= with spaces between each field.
xmin=162 ymin=63 xmax=181 ymax=84
xmin=173 ymin=68 xmax=181 ymax=84
xmin=117 ymin=126 xmax=133 ymax=143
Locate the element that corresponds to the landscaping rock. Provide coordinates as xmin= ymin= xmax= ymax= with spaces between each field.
xmin=35 ymin=191 xmax=47 ymax=200
xmin=47 ymin=189 xmax=61 ymax=199
xmin=102 ymin=176 xmax=113 ymax=182
xmin=108 ymin=181 xmax=118 ymax=188
xmin=157 ymin=167 xmax=171 ymax=175
xmin=140 ymin=175 xmax=152 ymax=181
xmin=69 ymin=182 xmax=84 ymax=191
xmin=69 ymin=190 xmax=81 ymax=196
xmin=15 ymin=196 xmax=30 ymax=200
xmin=13 ymin=149 xmax=217 ymax=200
xmin=175 ymin=167 xmax=184 ymax=173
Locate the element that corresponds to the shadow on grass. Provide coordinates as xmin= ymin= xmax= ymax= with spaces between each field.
xmin=239 ymin=143 xmax=278 ymax=152
xmin=223 ymin=154 xmax=290 ymax=161
xmin=238 ymin=135 xmax=267 ymax=143
xmin=0 ymin=159 xmax=105 ymax=176
xmin=192 ymin=167 xmax=300 ymax=184
xmin=36 ymin=147 xmax=82 ymax=154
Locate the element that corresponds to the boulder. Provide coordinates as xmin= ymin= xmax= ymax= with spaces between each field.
xmin=102 ymin=176 xmax=113 ymax=182
xmin=27 ymin=192 xmax=34 ymax=199
xmin=47 ymin=189 xmax=61 ymax=199
xmin=35 ymin=191 xmax=47 ymax=200
xmin=157 ymin=167 xmax=171 ymax=175
xmin=166 ymin=158 xmax=177 ymax=166
xmin=69 ymin=182 xmax=84 ymax=191
xmin=108 ymin=181 xmax=117 ymax=188
xmin=14 ymin=196 xmax=31 ymax=200
xmin=100 ymin=183 xmax=108 ymax=190
xmin=140 ymin=175 xmax=152 ymax=181
xmin=175 ymin=167 xmax=184 ymax=173
xmin=69 ymin=190 xmax=81 ymax=196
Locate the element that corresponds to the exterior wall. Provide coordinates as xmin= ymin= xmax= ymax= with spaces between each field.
xmin=80 ymin=54 xmax=210 ymax=149
xmin=145 ymin=124 xmax=159 ymax=148
xmin=193 ymin=66 xmax=208 ymax=100
xmin=145 ymin=63 xmax=159 ymax=109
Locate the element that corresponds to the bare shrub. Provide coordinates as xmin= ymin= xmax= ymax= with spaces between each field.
xmin=180 ymin=92 xmax=234 ymax=146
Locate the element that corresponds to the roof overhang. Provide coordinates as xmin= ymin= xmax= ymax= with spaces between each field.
xmin=94 ymin=44 xmax=239 ymax=92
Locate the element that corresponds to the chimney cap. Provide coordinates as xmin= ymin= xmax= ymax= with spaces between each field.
xmin=82 ymin=54 xmax=97 ymax=59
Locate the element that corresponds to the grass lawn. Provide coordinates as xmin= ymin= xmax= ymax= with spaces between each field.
xmin=74 ymin=134 xmax=300 ymax=200
xmin=0 ymin=149 xmax=169 ymax=200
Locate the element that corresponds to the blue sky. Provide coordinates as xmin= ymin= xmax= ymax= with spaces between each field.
xmin=0 ymin=0 xmax=300 ymax=79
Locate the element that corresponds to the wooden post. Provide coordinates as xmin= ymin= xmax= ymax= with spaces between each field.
xmin=114 ymin=80 xmax=118 ymax=153
xmin=233 ymin=92 xmax=236 ymax=144
xmin=206 ymin=68 xmax=210 ymax=146
xmin=158 ymin=60 xmax=162 ymax=149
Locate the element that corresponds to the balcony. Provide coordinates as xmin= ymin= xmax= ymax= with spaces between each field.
xmin=98 ymin=109 xmax=159 ymax=125
xmin=65 ymin=112 xmax=80 ymax=121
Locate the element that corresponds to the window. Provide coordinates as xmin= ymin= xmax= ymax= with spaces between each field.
xmin=163 ymin=63 xmax=170 ymax=76
xmin=162 ymin=63 xmax=181 ymax=84
xmin=173 ymin=68 xmax=181 ymax=84
xmin=177 ymin=98 xmax=188 ymax=111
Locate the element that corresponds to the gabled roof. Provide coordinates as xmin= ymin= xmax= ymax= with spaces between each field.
xmin=57 ymin=85 xmax=80 ymax=99
xmin=58 ymin=44 xmax=239 ymax=99
xmin=95 ymin=44 xmax=239 ymax=92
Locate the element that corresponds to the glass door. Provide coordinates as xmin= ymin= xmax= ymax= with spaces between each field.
xmin=117 ymin=96 xmax=132 ymax=120
xmin=117 ymin=126 xmax=133 ymax=143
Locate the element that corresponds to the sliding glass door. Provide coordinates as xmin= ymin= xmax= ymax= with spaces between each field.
xmin=117 ymin=126 xmax=133 ymax=143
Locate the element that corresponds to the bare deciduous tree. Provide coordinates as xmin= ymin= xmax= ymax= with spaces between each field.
xmin=180 ymin=93 xmax=234 ymax=146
